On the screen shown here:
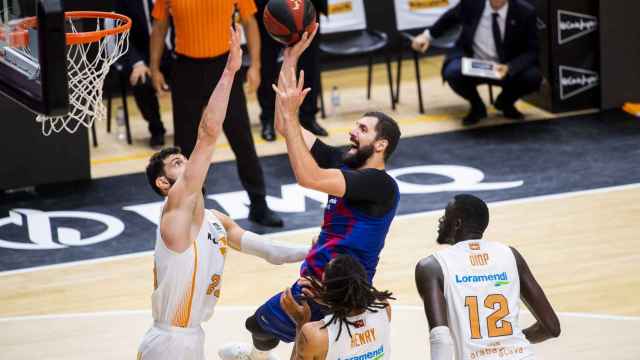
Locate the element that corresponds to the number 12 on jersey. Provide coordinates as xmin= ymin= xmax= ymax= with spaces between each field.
xmin=465 ymin=294 xmax=513 ymax=339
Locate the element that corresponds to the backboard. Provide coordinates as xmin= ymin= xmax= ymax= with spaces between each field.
xmin=0 ymin=0 xmax=68 ymax=116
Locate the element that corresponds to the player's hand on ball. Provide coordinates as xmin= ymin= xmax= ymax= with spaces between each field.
xmin=411 ymin=33 xmax=430 ymax=53
xmin=281 ymin=287 xmax=312 ymax=326
xmin=225 ymin=26 xmax=243 ymax=73
xmin=282 ymin=22 xmax=319 ymax=68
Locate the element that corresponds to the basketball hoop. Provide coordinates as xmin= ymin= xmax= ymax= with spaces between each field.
xmin=15 ymin=11 xmax=131 ymax=135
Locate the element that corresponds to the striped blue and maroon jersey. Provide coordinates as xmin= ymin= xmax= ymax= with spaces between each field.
xmin=299 ymin=140 xmax=400 ymax=282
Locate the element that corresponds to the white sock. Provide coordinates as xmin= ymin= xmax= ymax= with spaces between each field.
xmin=250 ymin=347 xmax=271 ymax=360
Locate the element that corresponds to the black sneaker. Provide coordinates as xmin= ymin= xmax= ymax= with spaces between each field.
xmin=150 ymin=134 xmax=165 ymax=148
xmin=261 ymin=123 xmax=276 ymax=142
xmin=249 ymin=206 xmax=284 ymax=227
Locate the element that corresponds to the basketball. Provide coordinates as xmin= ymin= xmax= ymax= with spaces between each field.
xmin=263 ymin=0 xmax=316 ymax=46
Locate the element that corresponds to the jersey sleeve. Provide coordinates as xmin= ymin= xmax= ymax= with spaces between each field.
xmin=310 ymin=139 xmax=344 ymax=169
xmin=152 ymin=0 xmax=168 ymax=21
xmin=342 ymin=169 xmax=396 ymax=204
xmin=238 ymin=0 xmax=258 ymax=20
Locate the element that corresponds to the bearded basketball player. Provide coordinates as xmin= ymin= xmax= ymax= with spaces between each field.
xmin=219 ymin=26 xmax=402 ymax=360
xmin=415 ymin=194 xmax=561 ymax=360
xmin=137 ymin=27 xmax=310 ymax=360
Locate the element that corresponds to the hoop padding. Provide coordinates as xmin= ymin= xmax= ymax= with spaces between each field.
xmin=21 ymin=12 xmax=131 ymax=135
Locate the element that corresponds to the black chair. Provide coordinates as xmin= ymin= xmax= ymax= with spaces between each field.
xmin=395 ymin=27 xmax=495 ymax=113
xmin=318 ymin=29 xmax=396 ymax=118
xmin=92 ymin=63 xmax=132 ymax=147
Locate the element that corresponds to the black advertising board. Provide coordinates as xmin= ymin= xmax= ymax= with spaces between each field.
xmin=599 ymin=2 xmax=640 ymax=110
xmin=528 ymin=0 xmax=600 ymax=113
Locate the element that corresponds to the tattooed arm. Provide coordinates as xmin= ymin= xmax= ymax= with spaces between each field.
xmin=281 ymin=287 xmax=328 ymax=359
xmin=291 ymin=322 xmax=328 ymax=360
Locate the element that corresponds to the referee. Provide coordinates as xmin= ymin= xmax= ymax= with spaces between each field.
xmin=150 ymin=0 xmax=282 ymax=227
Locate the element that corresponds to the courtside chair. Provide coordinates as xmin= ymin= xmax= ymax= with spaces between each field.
xmin=319 ymin=31 xmax=395 ymax=114
xmin=318 ymin=0 xmax=395 ymax=118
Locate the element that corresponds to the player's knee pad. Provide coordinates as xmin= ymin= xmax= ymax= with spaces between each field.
xmin=245 ymin=315 xmax=280 ymax=351
xmin=245 ymin=314 xmax=262 ymax=333
xmin=252 ymin=334 xmax=280 ymax=351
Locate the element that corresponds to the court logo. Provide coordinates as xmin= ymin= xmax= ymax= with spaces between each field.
xmin=558 ymin=65 xmax=599 ymax=100
xmin=0 ymin=209 xmax=125 ymax=250
xmin=557 ymin=10 xmax=598 ymax=45
xmin=127 ymin=165 xmax=524 ymax=222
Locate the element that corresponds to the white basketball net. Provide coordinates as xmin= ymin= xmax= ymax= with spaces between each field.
xmin=37 ymin=16 xmax=130 ymax=135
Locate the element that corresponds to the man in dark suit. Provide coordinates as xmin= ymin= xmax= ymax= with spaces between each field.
xmin=412 ymin=0 xmax=541 ymax=125
xmin=115 ymin=0 xmax=171 ymax=146
xmin=255 ymin=0 xmax=328 ymax=141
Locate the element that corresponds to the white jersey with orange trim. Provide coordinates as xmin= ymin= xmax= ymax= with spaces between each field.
xmin=138 ymin=209 xmax=227 ymax=360
xmin=432 ymin=240 xmax=534 ymax=360
xmin=152 ymin=209 xmax=228 ymax=327
xmin=323 ymin=308 xmax=391 ymax=360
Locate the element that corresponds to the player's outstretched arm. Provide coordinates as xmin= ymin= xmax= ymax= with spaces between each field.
xmin=511 ymin=247 xmax=561 ymax=343
xmin=415 ymin=256 xmax=455 ymax=360
xmin=160 ymin=28 xmax=242 ymax=253
xmin=274 ymin=24 xmax=319 ymax=150
xmin=273 ymin=67 xmax=347 ymax=197
xmin=275 ymin=95 xmax=316 ymax=150
xmin=211 ymin=210 xmax=310 ymax=265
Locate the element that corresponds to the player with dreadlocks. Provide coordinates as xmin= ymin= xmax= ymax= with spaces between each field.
xmin=280 ymin=254 xmax=394 ymax=360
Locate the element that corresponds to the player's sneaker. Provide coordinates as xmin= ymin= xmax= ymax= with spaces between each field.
xmin=218 ymin=342 xmax=279 ymax=360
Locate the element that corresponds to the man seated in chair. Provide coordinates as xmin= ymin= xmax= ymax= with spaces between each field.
xmin=412 ymin=0 xmax=541 ymax=126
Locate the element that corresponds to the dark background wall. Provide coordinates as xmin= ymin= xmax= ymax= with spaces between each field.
xmin=599 ymin=1 xmax=640 ymax=109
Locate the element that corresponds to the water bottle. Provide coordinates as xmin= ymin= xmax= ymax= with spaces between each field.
xmin=330 ymin=86 xmax=341 ymax=113
xmin=115 ymin=106 xmax=126 ymax=142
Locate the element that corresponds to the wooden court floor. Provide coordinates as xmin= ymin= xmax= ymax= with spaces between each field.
xmin=1 ymin=56 xmax=639 ymax=359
